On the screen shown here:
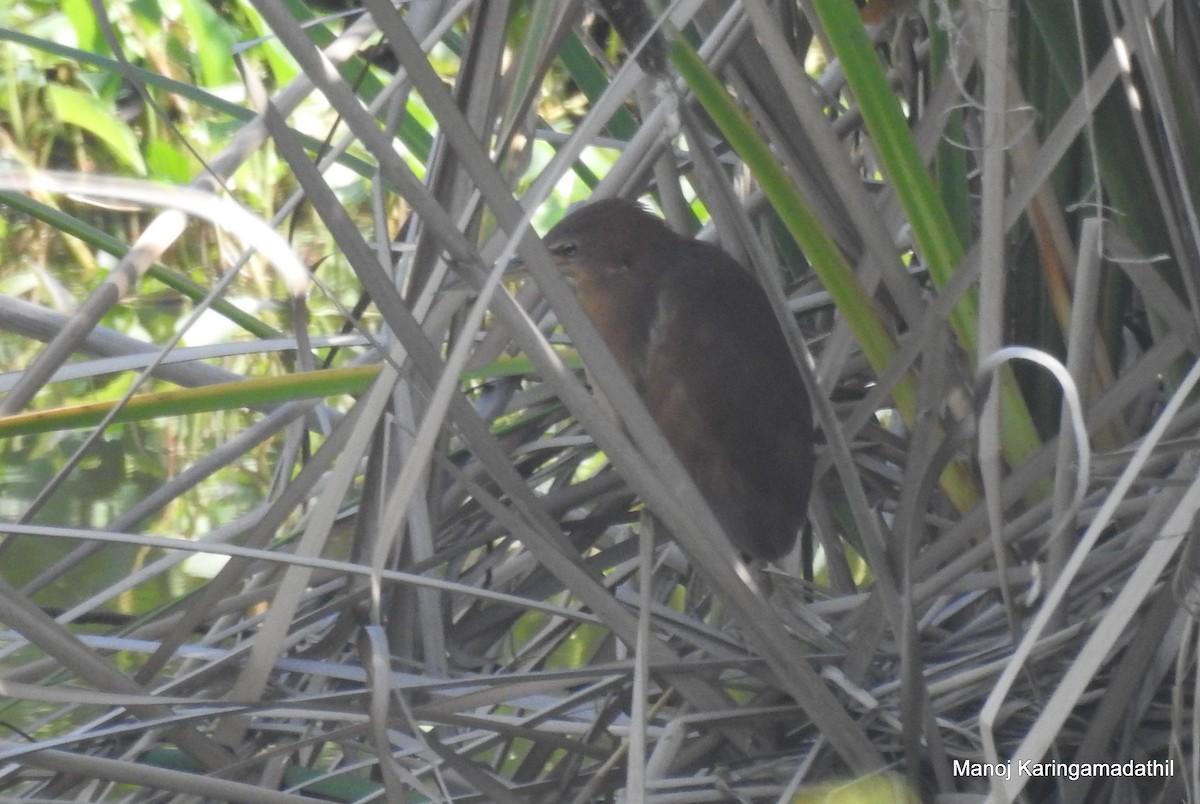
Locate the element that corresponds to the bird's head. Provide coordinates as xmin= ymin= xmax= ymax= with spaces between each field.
xmin=541 ymin=198 xmax=676 ymax=286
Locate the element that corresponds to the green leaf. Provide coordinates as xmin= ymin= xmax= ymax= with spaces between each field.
xmin=178 ymin=0 xmax=240 ymax=87
xmin=144 ymin=139 xmax=193 ymax=183
xmin=46 ymin=83 xmax=147 ymax=174
xmin=61 ymin=0 xmax=103 ymax=54
xmin=811 ymin=0 xmax=1042 ymax=473
xmin=0 ymin=366 xmax=382 ymax=439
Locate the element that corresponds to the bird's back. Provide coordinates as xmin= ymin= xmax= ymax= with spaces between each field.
xmin=638 ymin=239 xmax=812 ymax=560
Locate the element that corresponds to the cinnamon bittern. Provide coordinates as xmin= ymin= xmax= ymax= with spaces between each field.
xmin=542 ymin=199 xmax=813 ymax=561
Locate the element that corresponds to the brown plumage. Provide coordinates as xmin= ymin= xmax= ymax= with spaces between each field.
xmin=542 ymin=198 xmax=813 ymax=560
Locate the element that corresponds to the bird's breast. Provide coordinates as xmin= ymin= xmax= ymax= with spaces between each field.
xmin=573 ymin=275 xmax=658 ymax=382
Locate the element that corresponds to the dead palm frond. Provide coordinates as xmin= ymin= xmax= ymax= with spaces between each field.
xmin=0 ymin=1 xmax=1196 ymax=802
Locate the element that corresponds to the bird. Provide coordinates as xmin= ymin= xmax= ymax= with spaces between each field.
xmin=541 ymin=198 xmax=814 ymax=561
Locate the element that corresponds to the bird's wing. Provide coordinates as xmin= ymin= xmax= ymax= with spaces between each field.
xmin=640 ymin=243 xmax=813 ymax=557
